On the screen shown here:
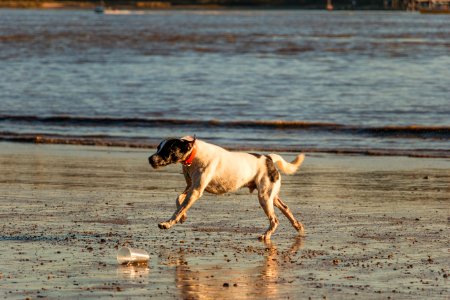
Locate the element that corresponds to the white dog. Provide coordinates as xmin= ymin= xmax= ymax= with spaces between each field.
xmin=148 ymin=136 xmax=305 ymax=240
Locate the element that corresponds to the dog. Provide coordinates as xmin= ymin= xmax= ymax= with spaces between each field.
xmin=148 ymin=136 xmax=305 ymax=241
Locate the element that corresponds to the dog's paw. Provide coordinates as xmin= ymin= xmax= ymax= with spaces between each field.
xmin=258 ymin=234 xmax=271 ymax=241
xmin=158 ymin=222 xmax=172 ymax=229
xmin=294 ymin=222 xmax=305 ymax=236
xmin=179 ymin=214 xmax=187 ymax=224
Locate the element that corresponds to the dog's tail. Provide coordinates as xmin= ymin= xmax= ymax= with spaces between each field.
xmin=267 ymin=153 xmax=305 ymax=175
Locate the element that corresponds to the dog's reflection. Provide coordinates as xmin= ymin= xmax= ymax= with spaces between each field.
xmin=168 ymin=237 xmax=304 ymax=299
xmin=259 ymin=236 xmax=304 ymax=297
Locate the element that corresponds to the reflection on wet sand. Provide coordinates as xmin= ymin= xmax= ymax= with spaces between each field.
xmin=256 ymin=237 xmax=304 ymax=299
xmin=167 ymin=237 xmax=304 ymax=299
xmin=2 ymin=145 xmax=449 ymax=298
xmin=116 ymin=264 xmax=150 ymax=280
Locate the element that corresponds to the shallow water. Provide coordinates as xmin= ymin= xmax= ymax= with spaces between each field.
xmin=0 ymin=9 xmax=449 ymax=156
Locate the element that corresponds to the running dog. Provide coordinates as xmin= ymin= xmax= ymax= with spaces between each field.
xmin=148 ymin=136 xmax=305 ymax=240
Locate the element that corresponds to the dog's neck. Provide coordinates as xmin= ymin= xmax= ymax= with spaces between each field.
xmin=181 ymin=144 xmax=197 ymax=166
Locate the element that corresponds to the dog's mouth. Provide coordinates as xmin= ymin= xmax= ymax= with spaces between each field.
xmin=149 ymin=161 xmax=165 ymax=169
xmin=148 ymin=156 xmax=159 ymax=169
xmin=149 ymin=156 xmax=170 ymax=169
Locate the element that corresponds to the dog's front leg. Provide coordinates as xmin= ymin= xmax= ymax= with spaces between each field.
xmin=158 ymin=188 xmax=203 ymax=229
xmin=159 ymin=167 xmax=214 ymax=230
xmin=176 ymin=191 xmax=188 ymax=223
xmin=177 ymin=171 xmax=192 ymax=223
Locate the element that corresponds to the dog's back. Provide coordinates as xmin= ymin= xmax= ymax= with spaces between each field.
xmin=191 ymin=140 xmax=263 ymax=191
xmin=188 ymin=140 xmax=304 ymax=193
xmin=193 ymin=139 xmax=304 ymax=175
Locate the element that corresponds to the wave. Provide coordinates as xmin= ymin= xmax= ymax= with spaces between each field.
xmin=0 ymin=131 xmax=449 ymax=159
xmin=2 ymin=30 xmax=448 ymax=59
xmin=1 ymin=115 xmax=449 ymax=139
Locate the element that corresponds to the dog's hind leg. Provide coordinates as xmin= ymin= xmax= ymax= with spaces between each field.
xmin=274 ymin=196 xmax=305 ymax=236
xmin=257 ymin=184 xmax=279 ymax=241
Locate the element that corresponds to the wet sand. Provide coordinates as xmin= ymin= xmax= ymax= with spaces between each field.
xmin=0 ymin=142 xmax=448 ymax=299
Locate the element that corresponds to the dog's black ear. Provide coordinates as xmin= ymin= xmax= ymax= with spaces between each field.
xmin=179 ymin=136 xmax=196 ymax=152
xmin=180 ymin=136 xmax=196 ymax=144
xmin=180 ymin=135 xmax=196 ymax=142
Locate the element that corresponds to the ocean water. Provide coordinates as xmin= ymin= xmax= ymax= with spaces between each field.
xmin=0 ymin=9 xmax=449 ymax=157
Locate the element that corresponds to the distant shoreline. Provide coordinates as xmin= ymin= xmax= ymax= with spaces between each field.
xmin=0 ymin=1 xmax=403 ymax=10
xmin=1 ymin=137 xmax=449 ymax=159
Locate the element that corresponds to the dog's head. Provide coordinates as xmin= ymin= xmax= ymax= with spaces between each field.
xmin=148 ymin=136 xmax=196 ymax=169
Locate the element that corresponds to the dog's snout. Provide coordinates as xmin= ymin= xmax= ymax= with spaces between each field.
xmin=148 ymin=155 xmax=159 ymax=169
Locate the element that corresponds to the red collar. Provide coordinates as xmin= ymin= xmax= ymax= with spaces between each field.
xmin=181 ymin=146 xmax=197 ymax=166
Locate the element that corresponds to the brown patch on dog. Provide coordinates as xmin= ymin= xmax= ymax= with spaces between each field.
xmin=265 ymin=156 xmax=280 ymax=183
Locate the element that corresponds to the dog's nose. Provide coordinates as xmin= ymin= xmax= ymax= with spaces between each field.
xmin=148 ymin=155 xmax=158 ymax=169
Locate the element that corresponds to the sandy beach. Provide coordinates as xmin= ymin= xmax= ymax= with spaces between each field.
xmin=0 ymin=142 xmax=448 ymax=299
